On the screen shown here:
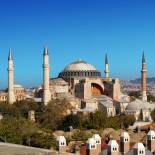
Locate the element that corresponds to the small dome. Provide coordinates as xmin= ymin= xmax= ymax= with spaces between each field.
xmin=125 ymin=99 xmax=154 ymax=111
xmin=63 ymin=59 xmax=96 ymax=71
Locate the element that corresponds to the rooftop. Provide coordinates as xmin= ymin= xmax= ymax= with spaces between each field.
xmin=63 ymin=59 xmax=97 ymax=71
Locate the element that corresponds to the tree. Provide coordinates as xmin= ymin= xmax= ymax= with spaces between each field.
xmin=0 ymin=100 xmax=39 ymax=118
xmin=128 ymin=91 xmax=141 ymax=99
xmin=151 ymin=109 xmax=155 ymax=122
xmin=13 ymin=100 xmax=39 ymax=118
xmin=60 ymin=113 xmax=83 ymax=130
xmin=30 ymin=130 xmax=56 ymax=149
xmin=0 ymin=102 xmax=19 ymax=117
xmin=86 ymin=111 xmax=107 ymax=129
xmin=119 ymin=114 xmax=135 ymax=128
xmin=0 ymin=116 xmax=56 ymax=149
xmin=139 ymin=109 xmax=143 ymax=121
xmin=71 ymin=130 xmax=92 ymax=142
xmin=147 ymin=94 xmax=155 ymax=102
xmin=38 ymin=99 xmax=72 ymax=130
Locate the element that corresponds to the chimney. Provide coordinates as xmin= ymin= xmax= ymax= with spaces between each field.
xmin=107 ymin=140 xmax=119 ymax=155
xmin=133 ymin=143 xmax=145 ymax=155
xmin=86 ymin=138 xmax=98 ymax=155
xmin=147 ymin=129 xmax=155 ymax=152
xmin=56 ymin=136 xmax=66 ymax=153
xmin=120 ymin=131 xmax=130 ymax=154
xmin=92 ymin=134 xmax=101 ymax=154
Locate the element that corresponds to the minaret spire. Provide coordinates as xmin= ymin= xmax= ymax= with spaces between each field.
xmin=105 ymin=53 xmax=108 ymax=64
xmin=8 ymin=48 xmax=12 ymax=60
xmin=43 ymin=46 xmax=51 ymax=105
xmin=104 ymin=53 xmax=109 ymax=79
xmin=8 ymin=49 xmax=16 ymax=104
xmin=142 ymin=50 xmax=145 ymax=63
xmin=141 ymin=50 xmax=147 ymax=101
xmin=44 ymin=46 xmax=48 ymax=55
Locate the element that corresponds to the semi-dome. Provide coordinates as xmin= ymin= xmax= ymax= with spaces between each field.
xmin=59 ymin=59 xmax=101 ymax=80
xmin=64 ymin=59 xmax=97 ymax=71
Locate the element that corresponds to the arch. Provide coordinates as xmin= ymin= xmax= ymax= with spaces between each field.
xmin=91 ymin=83 xmax=104 ymax=96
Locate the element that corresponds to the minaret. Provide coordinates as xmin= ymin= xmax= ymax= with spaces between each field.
xmin=141 ymin=51 xmax=147 ymax=101
xmin=8 ymin=49 xmax=16 ymax=104
xmin=104 ymin=53 xmax=109 ymax=79
xmin=43 ymin=46 xmax=51 ymax=105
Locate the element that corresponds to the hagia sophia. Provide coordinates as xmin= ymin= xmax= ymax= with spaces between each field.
xmin=0 ymin=47 xmax=155 ymax=121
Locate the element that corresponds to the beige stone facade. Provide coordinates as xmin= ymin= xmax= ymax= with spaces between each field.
xmin=49 ymin=78 xmax=69 ymax=99
xmin=0 ymin=84 xmax=26 ymax=102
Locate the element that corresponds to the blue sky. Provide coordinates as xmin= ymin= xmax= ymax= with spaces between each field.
xmin=0 ymin=0 xmax=155 ymax=88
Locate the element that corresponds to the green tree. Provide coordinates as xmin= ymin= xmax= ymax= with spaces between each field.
xmin=71 ymin=130 xmax=92 ymax=142
xmin=0 ymin=116 xmax=56 ymax=149
xmin=129 ymin=91 xmax=141 ymax=99
xmin=13 ymin=100 xmax=39 ymax=118
xmin=39 ymin=99 xmax=71 ymax=130
xmin=151 ymin=109 xmax=155 ymax=122
xmin=0 ymin=102 xmax=19 ymax=117
xmin=119 ymin=114 xmax=135 ymax=128
xmin=86 ymin=111 xmax=107 ymax=129
xmin=139 ymin=109 xmax=143 ymax=121
xmin=30 ymin=130 xmax=56 ymax=149
xmin=60 ymin=113 xmax=83 ymax=130
xmin=147 ymin=94 xmax=155 ymax=102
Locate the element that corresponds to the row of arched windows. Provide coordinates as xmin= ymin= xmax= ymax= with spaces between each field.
xmin=59 ymin=71 xmax=101 ymax=78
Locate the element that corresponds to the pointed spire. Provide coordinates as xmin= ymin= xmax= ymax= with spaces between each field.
xmin=8 ymin=48 xmax=12 ymax=60
xmin=43 ymin=46 xmax=48 ymax=55
xmin=105 ymin=53 xmax=108 ymax=64
xmin=142 ymin=50 xmax=145 ymax=63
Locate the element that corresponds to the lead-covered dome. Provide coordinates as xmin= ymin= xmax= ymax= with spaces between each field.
xmin=64 ymin=59 xmax=96 ymax=71
xmin=125 ymin=99 xmax=155 ymax=111
xmin=59 ymin=59 xmax=101 ymax=80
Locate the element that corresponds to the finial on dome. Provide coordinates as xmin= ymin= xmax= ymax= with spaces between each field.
xmin=8 ymin=48 xmax=12 ymax=60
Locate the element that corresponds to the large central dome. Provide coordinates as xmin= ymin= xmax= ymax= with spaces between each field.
xmin=64 ymin=59 xmax=97 ymax=71
xmin=59 ymin=59 xmax=101 ymax=80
